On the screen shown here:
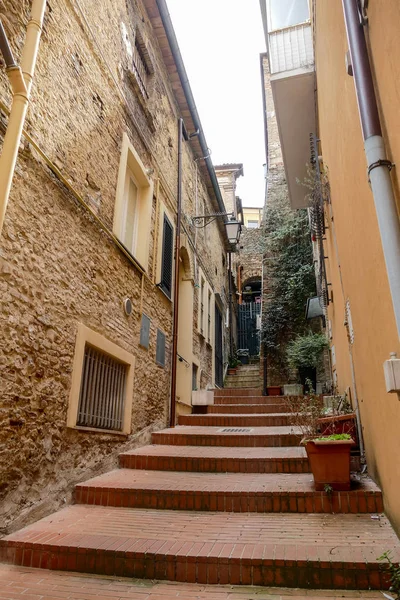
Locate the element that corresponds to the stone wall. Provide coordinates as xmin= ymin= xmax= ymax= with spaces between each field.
xmin=238 ymin=227 xmax=264 ymax=289
xmin=0 ymin=0 xmax=228 ymax=533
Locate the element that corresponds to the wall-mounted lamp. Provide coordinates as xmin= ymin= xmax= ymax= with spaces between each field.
xmin=191 ymin=211 xmax=242 ymax=246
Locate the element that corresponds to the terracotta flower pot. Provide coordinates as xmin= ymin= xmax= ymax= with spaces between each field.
xmin=303 ymin=438 xmax=355 ymax=491
xmin=317 ymin=413 xmax=357 ymax=438
xmin=227 ymin=368 xmax=237 ymax=375
xmin=267 ymin=386 xmax=281 ymax=396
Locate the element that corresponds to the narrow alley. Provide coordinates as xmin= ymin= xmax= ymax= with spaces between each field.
xmin=1 ymin=0 xmax=400 ymax=598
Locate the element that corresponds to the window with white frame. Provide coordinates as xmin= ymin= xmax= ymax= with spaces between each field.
xmin=113 ymin=133 xmax=153 ymax=271
xmin=247 ymin=220 xmax=259 ymax=229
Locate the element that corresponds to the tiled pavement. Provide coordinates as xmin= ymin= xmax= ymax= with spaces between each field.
xmin=1 ymin=385 xmax=399 ymax=593
xmin=0 ymin=565 xmax=386 ymax=599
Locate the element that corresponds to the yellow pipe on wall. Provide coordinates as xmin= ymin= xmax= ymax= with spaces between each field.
xmin=0 ymin=0 xmax=46 ymax=236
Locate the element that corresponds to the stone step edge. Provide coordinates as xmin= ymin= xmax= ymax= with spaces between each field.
xmin=0 ymin=542 xmax=389 ymax=590
xmin=151 ymin=432 xmax=302 ymax=448
xmin=74 ymin=483 xmax=383 ymax=514
xmin=119 ymin=452 xmax=310 ymax=473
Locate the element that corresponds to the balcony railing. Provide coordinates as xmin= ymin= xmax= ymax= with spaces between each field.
xmin=268 ymin=22 xmax=314 ymax=75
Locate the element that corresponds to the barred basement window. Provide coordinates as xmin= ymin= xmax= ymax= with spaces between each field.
xmin=77 ymin=345 xmax=127 ymax=431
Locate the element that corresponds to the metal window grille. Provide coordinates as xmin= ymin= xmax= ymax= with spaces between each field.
xmin=77 ymin=345 xmax=127 ymax=431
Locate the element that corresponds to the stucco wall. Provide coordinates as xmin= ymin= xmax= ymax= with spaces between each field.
xmin=315 ymin=0 xmax=400 ymax=533
xmin=0 ymin=0 xmax=228 ymax=533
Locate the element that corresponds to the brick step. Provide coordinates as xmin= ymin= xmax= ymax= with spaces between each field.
xmin=214 ymin=388 xmax=262 ymax=396
xmin=119 ymin=445 xmax=310 ymax=473
xmin=225 ymin=375 xmax=262 ymax=381
xmin=1 ymin=506 xmax=397 ymax=589
xmin=75 ymin=470 xmax=383 ymax=514
xmin=208 ymin=403 xmax=288 ymax=414
xmin=152 ymin=426 xmax=302 ymax=447
xmin=178 ymin=414 xmax=294 ymax=427
xmin=225 ymin=379 xmax=257 ymax=390
xmin=0 ymin=566 xmax=386 ymax=600
xmin=215 ymin=395 xmax=288 ymax=405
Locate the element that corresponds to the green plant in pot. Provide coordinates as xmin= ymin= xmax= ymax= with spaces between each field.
xmin=284 ymin=389 xmax=355 ymax=491
xmin=287 ymin=332 xmax=328 ymax=392
xmin=227 ymin=354 xmax=240 ymax=374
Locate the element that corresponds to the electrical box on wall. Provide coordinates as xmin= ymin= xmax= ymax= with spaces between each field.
xmin=383 ymin=353 xmax=400 ymax=393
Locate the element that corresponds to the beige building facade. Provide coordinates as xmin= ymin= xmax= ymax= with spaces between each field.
xmin=261 ymin=0 xmax=400 ymax=533
xmin=0 ymin=0 xmax=230 ymax=533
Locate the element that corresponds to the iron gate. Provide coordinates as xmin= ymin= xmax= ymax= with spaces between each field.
xmin=238 ymin=301 xmax=261 ymax=357
xmin=214 ymin=305 xmax=223 ymax=387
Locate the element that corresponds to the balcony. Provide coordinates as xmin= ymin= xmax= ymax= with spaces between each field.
xmin=267 ymin=22 xmax=316 ymax=209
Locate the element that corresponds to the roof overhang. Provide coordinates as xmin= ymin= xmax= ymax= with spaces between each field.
xmin=143 ymin=0 xmax=231 ymax=249
xmin=271 ymin=66 xmax=316 ymax=209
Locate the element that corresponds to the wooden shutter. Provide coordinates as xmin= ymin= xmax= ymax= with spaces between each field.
xmin=160 ymin=214 xmax=173 ymax=298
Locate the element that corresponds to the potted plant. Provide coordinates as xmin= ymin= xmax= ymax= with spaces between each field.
xmin=317 ymin=394 xmax=356 ymax=435
xmin=304 ymin=434 xmax=355 ymax=491
xmin=284 ymin=391 xmax=355 ymax=491
xmin=267 ymin=385 xmax=282 ymax=396
xmin=287 ymin=332 xmax=329 ymax=392
xmin=227 ymin=355 xmax=240 ymax=375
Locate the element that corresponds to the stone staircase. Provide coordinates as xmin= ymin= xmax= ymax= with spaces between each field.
xmin=1 ymin=387 xmax=399 ymax=596
xmin=224 ymin=363 xmax=262 ymax=388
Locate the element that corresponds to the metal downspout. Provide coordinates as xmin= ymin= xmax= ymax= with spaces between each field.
xmin=0 ymin=0 xmax=46 ymax=237
xmin=342 ymin=0 xmax=400 ymax=337
xmin=169 ymin=118 xmax=184 ymax=428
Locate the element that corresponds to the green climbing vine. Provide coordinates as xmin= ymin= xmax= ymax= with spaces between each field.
xmin=262 ymin=194 xmax=317 ymax=378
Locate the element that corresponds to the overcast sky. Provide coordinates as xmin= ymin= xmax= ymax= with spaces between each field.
xmin=166 ymin=0 xmax=266 ymax=208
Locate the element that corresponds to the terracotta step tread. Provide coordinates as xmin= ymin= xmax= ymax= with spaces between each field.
xmin=0 ymin=565 xmax=386 ymax=599
xmin=214 ymin=388 xmax=262 ymax=396
xmin=1 ymin=506 xmax=397 ymax=588
xmin=183 ymin=412 xmax=293 ymax=417
xmin=215 ymin=396 xmax=290 ymax=405
xmin=178 ymin=414 xmax=294 ymax=427
xmin=120 ymin=444 xmax=308 ymax=459
xmin=154 ymin=426 xmax=302 ymax=435
xmin=77 ymin=469 xmax=381 ymax=494
xmin=208 ymin=404 xmax=288 ymax=413
xmin=119 ymin=444 xmax=310 ymax=473
xmin=152 ymin=426 xmax=302 ymax=448
xmin=75 ymin=470 xmax=383 ymax=513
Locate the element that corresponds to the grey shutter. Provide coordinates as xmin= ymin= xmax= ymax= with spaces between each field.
xmin=160 ymin=214 xmax=173 ymax=298
xmin=156 ymin=329 xmax=166 ymax=366
xmin=140 ymin=314 xmax=151 ymax=349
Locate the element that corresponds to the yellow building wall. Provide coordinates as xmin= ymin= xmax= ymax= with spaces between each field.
xmin=315 ymin=0 xmax=400 ymax=532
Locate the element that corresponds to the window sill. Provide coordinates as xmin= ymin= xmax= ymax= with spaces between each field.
xmin=68 ymin=425 xmax=129 ymax=437
xmin=156 ymin=284 xmax=172 ymax=303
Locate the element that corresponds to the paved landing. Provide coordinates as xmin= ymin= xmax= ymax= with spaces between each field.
xmin=0 ymin=565 xmax=386 ymax=600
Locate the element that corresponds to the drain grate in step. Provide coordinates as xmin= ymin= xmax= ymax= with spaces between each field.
xmin=218 ymin=428 xmax=253 ymax=433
